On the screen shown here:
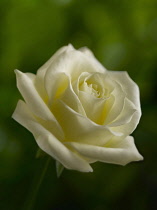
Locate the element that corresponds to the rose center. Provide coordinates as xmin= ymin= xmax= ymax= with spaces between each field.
xmin=79 ymin=80 xmax=106 ymax=99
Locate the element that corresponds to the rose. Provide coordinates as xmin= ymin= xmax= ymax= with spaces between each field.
xmin=12 ymin=44 xmax=143 ymax=172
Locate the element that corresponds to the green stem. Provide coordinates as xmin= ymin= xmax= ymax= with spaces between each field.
xmin=24 ymin=156 xmax=51 ymax=210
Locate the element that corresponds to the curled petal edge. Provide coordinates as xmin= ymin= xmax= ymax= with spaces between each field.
xmin=12 ymin=100 xmax=93 ymax=172
xmin=67 ymin=136 xmax=143 ymax=166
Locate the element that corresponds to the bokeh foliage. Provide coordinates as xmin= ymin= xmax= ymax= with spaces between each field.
xmin=0 ymin=0 xmax=157 ymax=209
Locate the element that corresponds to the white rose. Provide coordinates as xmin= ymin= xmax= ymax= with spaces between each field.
xmin=12 ymin=44 xmax=143 ymax=172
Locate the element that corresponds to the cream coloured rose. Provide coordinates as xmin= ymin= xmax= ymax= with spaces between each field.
xmin=12 ymin=44 xmax=143 ymax=172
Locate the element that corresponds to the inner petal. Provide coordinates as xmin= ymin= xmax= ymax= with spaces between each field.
xmin=72 ymin=72 xmax=115 ymax=124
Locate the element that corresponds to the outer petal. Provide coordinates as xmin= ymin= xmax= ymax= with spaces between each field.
xmin=111 ymin=111 xmax=141 ymax=135
xmin=108 ymin=98 xmax=136 ymax=127
xmin=52 ymin=100 xmax=122 ymax=146
xmin=108 ymin=71 xmax=141 ymax=109
xmin=12 ymin=100 xmax=93 ymax=172
xmin=107 ymin=71 xmax=141 ymax=135
xmin=15 ymin=70 xmax=63 ymax=138
xmin=79 ymin=47 xmax=107 ymax=72
xmin=35 ymin=44 xmax=74 ymax=99
xmin=37 ymin=44 xmax=74 ymax=74
xmin=45 ymin=45 xmax=106 ymax=102
xmin=15 ymin=70 xmax=52 ymax=120
xmin=68 ymin=136 xmax=143 ymax=166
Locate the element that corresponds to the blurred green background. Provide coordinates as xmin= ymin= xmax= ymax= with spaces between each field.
xmin=0 ymin=0 xmax=157 ymax=209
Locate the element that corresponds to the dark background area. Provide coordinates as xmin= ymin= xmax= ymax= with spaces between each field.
xmin=0 ymin=0 xmax=157 ymax=209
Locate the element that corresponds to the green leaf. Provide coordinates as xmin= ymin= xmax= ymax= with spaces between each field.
xmin=56 ymin=161 xmax=64 ymax=178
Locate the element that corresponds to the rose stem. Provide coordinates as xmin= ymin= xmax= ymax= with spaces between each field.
xmin=24 ymin=156 xmax=51 ymax=210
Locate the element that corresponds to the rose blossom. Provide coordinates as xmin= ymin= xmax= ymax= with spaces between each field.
xmin=12 ymin=44 xmax=143 ymax=172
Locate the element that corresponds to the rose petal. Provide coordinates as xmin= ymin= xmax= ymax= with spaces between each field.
xmin=77 ymin=72 xmax=116 ymax=124
xmin=15 ymin=70 xmax=65 ymax=137
xmin=68 ymin=136 xmax=143 ymax=166
xmin=72 ymin=72 xmax=90 ymax=96
xmin=108 ymin=71 xmax=141 ymax=109
xmin=37 ymin=44 xmax=74 ymax=73
xmin=53 ymin=100 xmax=122 ymax=146
xmin=12 ymin=100 xmax=93 ymax=172
xmin=78 ymin=91 xmax=106 ymax=124
xmin=108 ymin=71 xmax=141 ymax=133
xmin=35 ymin=44 xmax=74 ymax=99
xmin=104 ymin=80 xmax=126 ymax=125
xmin=12 ymin=100 xmax=64 ymax=140
xmin=108 ymin=98 xmax=136 ymax=127
xmin=45 ymin=46 xmax=106 ymax=102
xmin=59 ymin=78 xmax=86 ymax=116
xmin=111 ymin=111 xmax=141 ymax=135
xmin=48 ymin=72 xmax=70 ymax=105
xmin=15 ymin=70 xmax=53 ymax=120
xmin=79 ymin=47 xmax=107 ymax=72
